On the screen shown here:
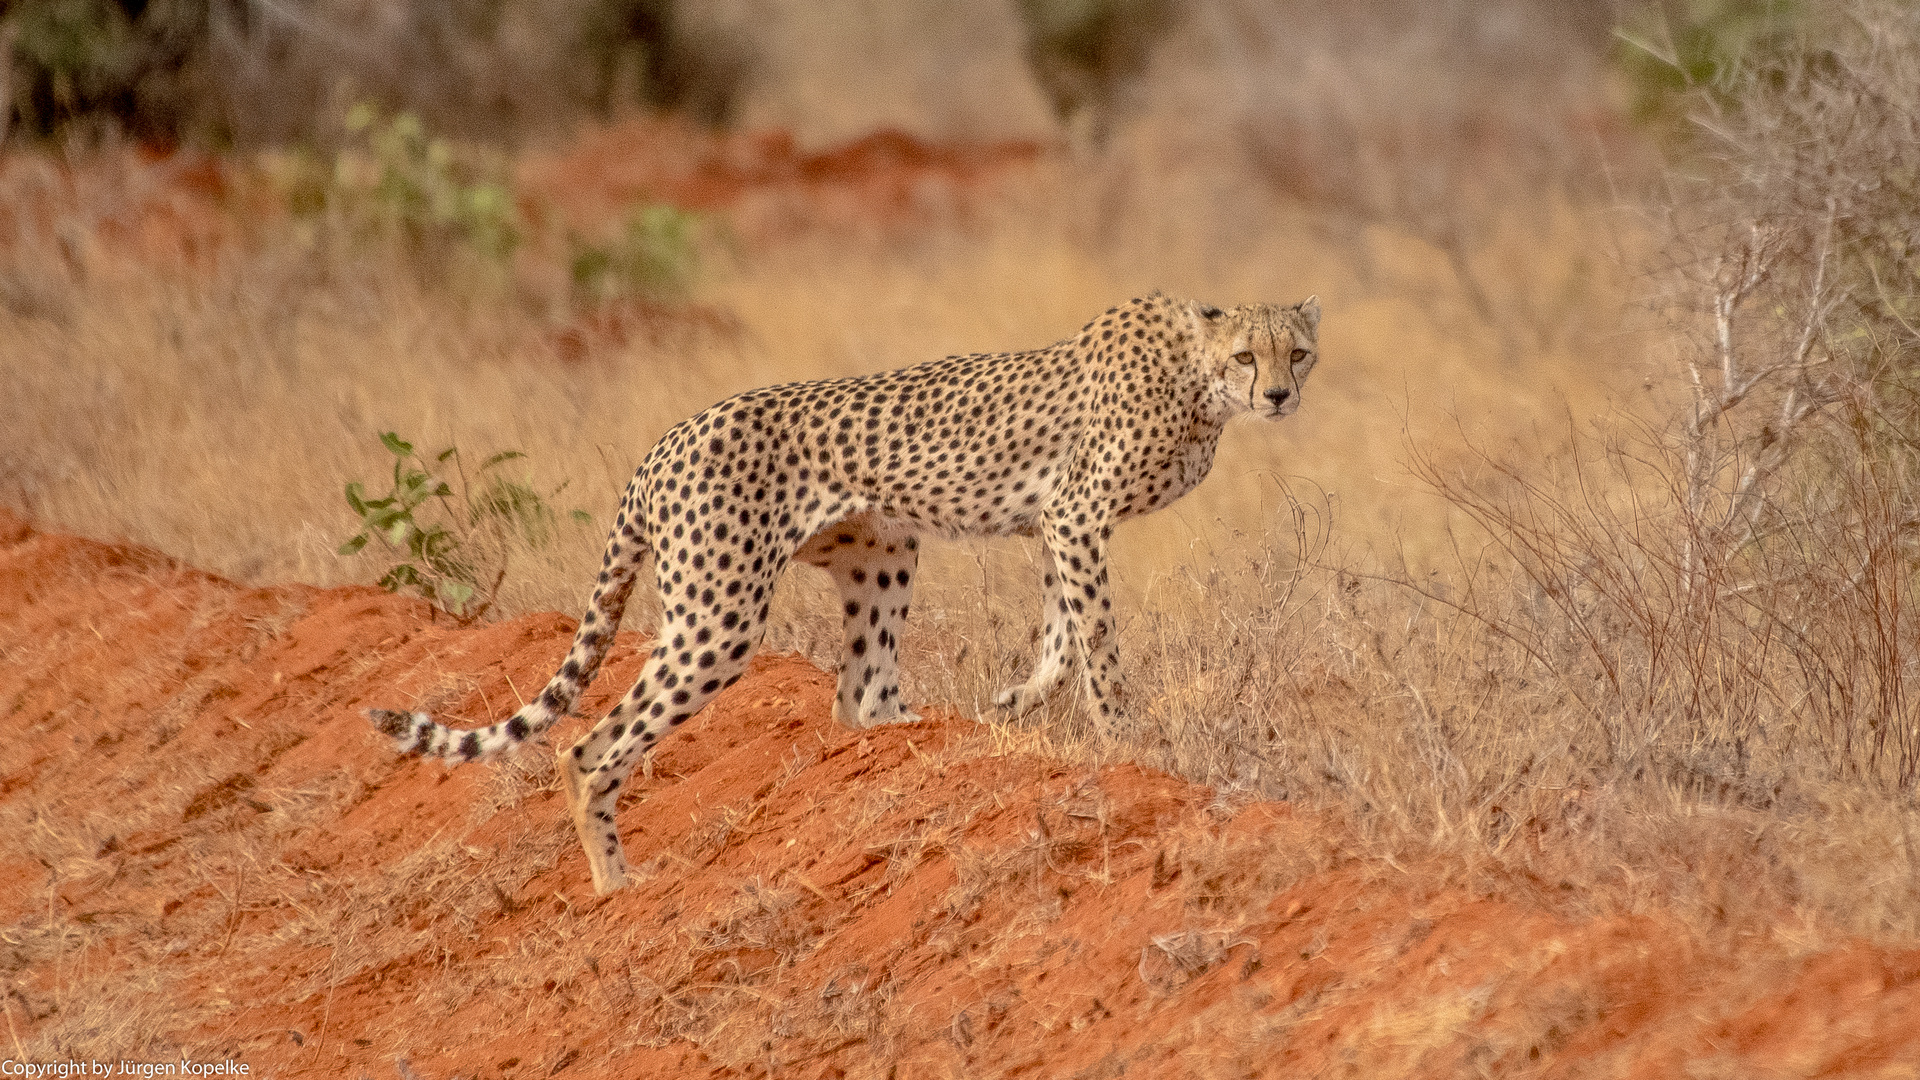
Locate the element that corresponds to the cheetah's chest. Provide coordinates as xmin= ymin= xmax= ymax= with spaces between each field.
xmin=1110 ymin=413 xmax=1226 ymax=521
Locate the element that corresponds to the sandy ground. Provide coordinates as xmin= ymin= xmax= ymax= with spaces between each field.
xmin=4 ymin=510 xmax=1920 ymax=1078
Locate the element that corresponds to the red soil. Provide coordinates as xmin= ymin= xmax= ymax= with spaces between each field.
xmin=0 ymin=145 xmax=257 ymax=272
xmin=3 ymin=510 xmax=1918 ymax=1078
xmin=0 ymin=122 xmax=1040 ymax=363
xmin=516 ymin=118 xmax=1043 ymax=236
xmin=0 ymin=119 xmax=1040 ymax=278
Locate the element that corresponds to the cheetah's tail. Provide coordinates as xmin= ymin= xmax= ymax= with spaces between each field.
xmin=364 ymin=482 xmax=654 ymax=765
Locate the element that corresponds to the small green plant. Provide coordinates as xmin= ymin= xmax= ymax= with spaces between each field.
xmin=1614 ymin=0 xmax=1801 ymax=126
xmin=309 ymin=104 xmax=521 ymax=263
xmin=338 ymin=432 xmax=589 ymax=621
xmin=568 ymin=203 xmax=702 ymax=305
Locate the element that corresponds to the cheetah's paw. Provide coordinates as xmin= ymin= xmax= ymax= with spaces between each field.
xmin=993 ymin=686 xmax=1037 ymax=715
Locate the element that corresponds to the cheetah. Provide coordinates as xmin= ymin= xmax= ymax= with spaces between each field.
xmin=368 ymin=292 xmax=1321 ymax=894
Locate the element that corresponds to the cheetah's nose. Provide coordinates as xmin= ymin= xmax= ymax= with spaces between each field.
xmin=1264 ymin=387 xmax=1292 ymax=406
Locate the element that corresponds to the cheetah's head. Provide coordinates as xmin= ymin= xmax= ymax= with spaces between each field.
xmin=1191 ymin=296 xmax=1321 ymax=421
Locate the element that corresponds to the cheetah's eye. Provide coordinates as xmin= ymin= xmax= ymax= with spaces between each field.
xmin=1290 ymin=348 xmax=1309 ymax=364
xmin=1233 ymin=351 xmax=1256 ymax=366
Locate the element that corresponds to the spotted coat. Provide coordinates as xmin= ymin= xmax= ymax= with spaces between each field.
xmin=368 ymin=291 xmax=1321 ymax=893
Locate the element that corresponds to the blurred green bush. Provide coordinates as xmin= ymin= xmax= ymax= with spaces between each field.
xmin=1614 ymin=0 xmax=1802 ymax=126
xmin=0 ymin=0 xmax=748 ymax=146
xmin=569 ymin=203 xmax=703 ymax=305
xmin=331 ymin=104 xmax=521 ymax=263
xmin=4 ymin=0 xmax=222 ymax=143
xmin=1014 ymin=0 xmax=1173 ymax=144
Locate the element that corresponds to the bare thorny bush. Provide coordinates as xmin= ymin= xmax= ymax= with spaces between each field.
xmin=1395 ymin=2 xmax=1920 ymax=795
xmin=1080 ymin=3 xmax=1920 ymax=937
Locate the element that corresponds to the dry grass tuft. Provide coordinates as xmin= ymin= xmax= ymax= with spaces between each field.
xmin=687 ymin=878 xmax=813 ymax=967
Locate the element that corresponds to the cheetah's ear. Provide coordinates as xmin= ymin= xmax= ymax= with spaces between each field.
xmin=1297 ymin=295 xmax=1321 ymax=332
xmin=1180 ymin=299 xmax=1218 ymax=342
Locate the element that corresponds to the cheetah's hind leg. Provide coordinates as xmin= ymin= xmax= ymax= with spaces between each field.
xmin=559 ymin=735 xmax=629 ymax=894
xmin=551 ymin=638 xmax=675 ymax=895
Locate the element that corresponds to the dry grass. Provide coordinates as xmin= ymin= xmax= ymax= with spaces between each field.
xmin=0 ymin=758 xmax=369 ymax=1059
xmin=3 ymin=7 xmax=1918 ymax=1048
xmin=0 ymin=100 xmax=1628 ymax=610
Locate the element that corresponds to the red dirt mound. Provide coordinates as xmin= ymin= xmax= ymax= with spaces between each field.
xmin=2 ymin=509 xmax=1918 ymax=1078
xmin=0 ymin=120 xmax=1040 ymax=278
xmin=516 ymin=118 xmax=1042 ymax=237
xmin=0 ymin=147 xmax=256 ymax=272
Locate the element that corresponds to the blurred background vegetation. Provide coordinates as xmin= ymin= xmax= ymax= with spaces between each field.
xmin=1 ymin=0 xmax=1798 ymax=149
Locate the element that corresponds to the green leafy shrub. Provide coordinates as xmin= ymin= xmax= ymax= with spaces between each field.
xmin=568 ymin=203 xmax=703 ymax=305
xmin=307 ymin=104 xmax=521 ymax=264
xmin=338 ymin=432 xmax=589 ymax=621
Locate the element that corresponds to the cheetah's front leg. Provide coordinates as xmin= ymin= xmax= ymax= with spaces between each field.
xmin=798 ymin=514 xmax=922 ymax=727
xmin=1039 ymin=506 xmax=1126 ymax=735
xmin=994 ymin=547 xmax=1073 ymax=714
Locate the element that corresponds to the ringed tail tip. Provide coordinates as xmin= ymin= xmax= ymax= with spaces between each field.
xmin=366 ymin=707 xmax=431 ymax=750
